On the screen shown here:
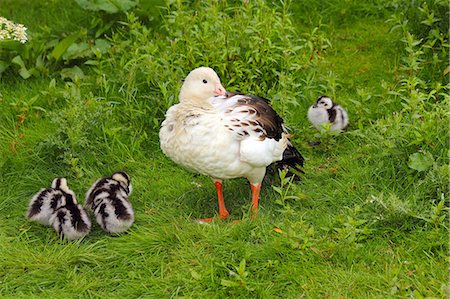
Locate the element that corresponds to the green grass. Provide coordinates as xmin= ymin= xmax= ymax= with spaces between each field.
xmin=0 ymin=0 xmax=448 ymax=298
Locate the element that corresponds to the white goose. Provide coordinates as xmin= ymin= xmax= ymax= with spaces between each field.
xmin=159 ymin=67 xmax=303 ymax=222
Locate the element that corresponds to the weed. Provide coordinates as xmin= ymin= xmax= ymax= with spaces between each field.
xmin=272 ymin=170 xmax=303 ymax=208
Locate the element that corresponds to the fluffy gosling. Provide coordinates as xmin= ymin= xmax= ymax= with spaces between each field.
xmin=307 ymin=95 xmax=349 ymax=132
xmin=85 ymin=171 xmax=134 ymax=234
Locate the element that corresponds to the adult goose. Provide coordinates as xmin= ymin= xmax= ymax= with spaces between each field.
xmin=159 ymin=67 xmax=303 ymax=222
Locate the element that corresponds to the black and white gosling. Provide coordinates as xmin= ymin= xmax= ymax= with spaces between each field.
xmin=307 ymin=96 xmax=349 ymax=132
xmin=85 ymin=171 xmax=134 ymax=234
xmin=49 ymin=193 xmax=92 ymax=241
xmin=27 ymin=178 xmax=73 ymax=226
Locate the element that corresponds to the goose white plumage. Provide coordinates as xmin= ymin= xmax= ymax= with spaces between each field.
xmin=159 ymin=67 xmax=303 ymax=222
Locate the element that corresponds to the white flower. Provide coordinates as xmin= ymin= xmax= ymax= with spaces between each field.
xmin=0 ymin=16 xmax=27 ymax=43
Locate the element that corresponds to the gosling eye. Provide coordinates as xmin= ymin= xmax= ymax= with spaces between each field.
xmin=202 ymin=79 xmax=208 ymax=84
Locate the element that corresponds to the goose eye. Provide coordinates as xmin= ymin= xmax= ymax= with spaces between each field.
xmin=202 ymin=79 xmax=208 ymax=84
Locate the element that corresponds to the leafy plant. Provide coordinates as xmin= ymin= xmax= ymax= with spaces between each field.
xmin=332 ymin=204 xmax=375 ymax=265
xmin=75 ymin=0 xmax=138 ymax=13
xmin=334 ymin=205 xmax=374 ymax=245
xmin=366 ymin=193 xmax=415 ymax=228
xmin=220 ymin=259 xmax=251 ymax=290
xmin=273 ymin=219 xmax=316 ymax=252
xmin=356 ymin=0 xmax=449 ymax=202
xmin=388 ymin=0 xmax=449 ymax=83
xmin=408 ymin=150 xmax=434 ymax=172
xmin=35 ymin=81 xmax=111 ymax=178
xmin=0 ymin=0 xmax=131 ymax=80
xmin=272 ymin=170 xmax=301 ymax=207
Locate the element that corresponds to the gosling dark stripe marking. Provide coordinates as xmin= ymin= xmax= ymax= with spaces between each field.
xmin=56 ymin=210 xmax=65 ymax=236
xmin=28 ymin=194 xmax=45 ymax=217
xmin=69 ymin=204 xmax=89 ymax=231
xmin=50 ymin=193 xmax=63 ymax=209
xmin=98 ymin=203 xmax=108 ymax=230
xmin=111 ymin=194 xmax=132 ymax=220
xmin=54 ymin=178 xmax=62 ymax=189
xmin=328 ymin=107 xmax=337 ymax=122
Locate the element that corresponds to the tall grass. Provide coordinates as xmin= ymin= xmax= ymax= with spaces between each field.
xmin=0 ymin=0 xmax=448 ymax=297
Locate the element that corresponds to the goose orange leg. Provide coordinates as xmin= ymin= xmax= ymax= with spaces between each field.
xmin=198 ymin=180 xmax=230 ymax=223
xmin=250 ymin=182 xmax=261 ymax=218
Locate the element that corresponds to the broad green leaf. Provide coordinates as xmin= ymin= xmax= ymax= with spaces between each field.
xmin=18 ymin=67 xmax=31 ymax=79
xmin=84 ymin=60 xmax=99 ymax=65
xmin=63 ymin=42 xmax=90 ymax=61
xmin=190 ymin=270 xmax=201 ymax=280
xmin=238 ymin=259 xmax=246 ymax=276
xmin=220 ymin=279 xmax=240 ymax=287
xmin=51 ymin=32 xmax=84 ymax=60
xmin=11 ymin=55 xmax=25 ymax=68
xmin=94 ymin=39 xmax=111 ymax=53
xmin=443 ymin=65 xmax=450 ymax=76
xmin=408 ymin=151 xmax=434 ymax=172
xmin=60 ymin=66 xmax=85 ymax=81
xmin=11 ymin=55 xmax=31 ymax=79
xmin=272 ymin=186 xmax=282 ymax=194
